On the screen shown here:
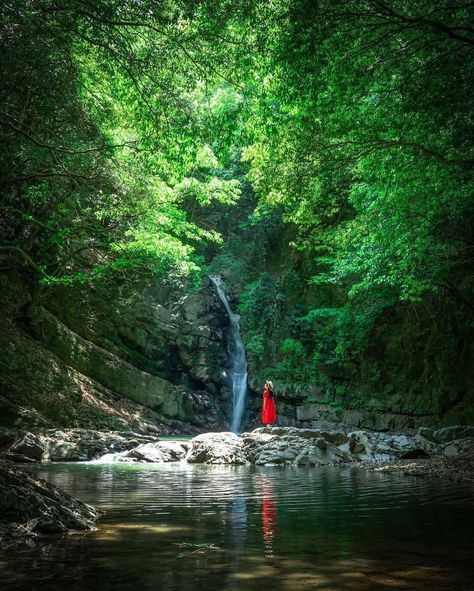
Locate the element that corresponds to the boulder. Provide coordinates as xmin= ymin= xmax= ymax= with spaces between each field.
xmin=294 ymin=439 xmax=351 ymax=466
xmin=382 ymin=434 xmax=425 ymax=458
xmin=441 ymin=437 xmax=474 ymax=457
xmin=125 ymin=441 xmax=190 ymax=463
xmin=242 ymin=428 xmax=351 ymax=466
xmin=0 ymin=460 xmax=98 ymax=548
xmin=4 ymin=429 xmax=160 ymax=462
xmin=187 ymin=432 xmax=247 ymax=464
xmin=6 ymin=433 xmax=45 ymax=462
xmin=239 ymin=427 xmax=444 ymax=465
xmin=46 ymin=430 xmax=160 ymax=461
xmin=432 ymin=426 xmax=474 ymax=444
xmin=252 ymin=426 xmax=349 ymax=445
xmin=347 ymin=431 xmax=432 ymax=460
xmin=417 ymin=427 xmax=436 ymax=443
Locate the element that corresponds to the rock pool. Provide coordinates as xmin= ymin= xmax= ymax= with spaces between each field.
xmin=2 ymin=462 xmax=473 ymax=591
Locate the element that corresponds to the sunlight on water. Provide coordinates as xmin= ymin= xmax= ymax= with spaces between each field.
xmin=2 ymin=463 xmax=473 ymax=591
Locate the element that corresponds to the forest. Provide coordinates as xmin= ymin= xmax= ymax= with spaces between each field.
xmin=1 ymin=0 xmax=473 ymax=429
xmin=1 ymin=2 xmax=474 ymax=589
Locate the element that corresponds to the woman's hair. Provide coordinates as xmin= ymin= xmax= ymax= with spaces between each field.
xmin=265 ymin=380 xmax=274 ymax=397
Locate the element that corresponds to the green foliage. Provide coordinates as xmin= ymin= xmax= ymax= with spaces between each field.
xmin=0 ymin=1 xmax=249 ymax=288
xmin=245 ymin=334 xmax=265 ymax=361
xmin=274 ymin=338 xmax=309 ymax=385
xmin=238 ymin=274 xmax=284 ymax=337
xmin=281 ymin=338 xmax=305 ymax=359
xmin=207 ymin=252 xmax=247 ymax=283
xmin=243 ymin=0 xmax=473 ymax=308
xmin=1 ymin=0 xmax=472 ymax=403
xmin=231 ymin=0 xmax=474 ymax=394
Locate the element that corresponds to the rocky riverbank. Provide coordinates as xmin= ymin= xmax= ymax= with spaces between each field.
xmin=1 ymin=425 xmax=471 ymax=551
xmin=3 ymin=426 xmax=473 ymax=477
xmin=360 ymin=449 xmax=474 ymax=483
xmin=2 ymin=429 xmax=161 ymax=463
xmin=0 ymin=460 xmax=99 ymax=550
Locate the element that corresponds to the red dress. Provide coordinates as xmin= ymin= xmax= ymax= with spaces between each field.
xmin=262 ymin=389 xmax=277 ymax=424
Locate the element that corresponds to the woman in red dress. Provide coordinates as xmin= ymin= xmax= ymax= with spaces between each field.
xmin=262 ymin=380 xmax=277 ymax=425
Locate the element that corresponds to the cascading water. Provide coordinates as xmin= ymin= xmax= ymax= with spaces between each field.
xmin=209 ymin=275 xmax=248 ymax=433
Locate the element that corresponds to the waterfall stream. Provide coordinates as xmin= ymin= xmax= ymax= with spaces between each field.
xmin=209 ymin=275 xmax=248 ymax=433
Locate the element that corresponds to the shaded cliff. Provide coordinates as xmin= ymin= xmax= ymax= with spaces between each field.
xmin=1 ymin=255 xmax=473 ymax=434
xmin=0 ymin=273 xmax=233 ymax=433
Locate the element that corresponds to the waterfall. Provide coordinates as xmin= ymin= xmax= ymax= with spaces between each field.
xmin=209 ymin=275 xmax=248 ymax=433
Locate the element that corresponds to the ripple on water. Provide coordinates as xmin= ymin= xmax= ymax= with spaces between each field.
xmin=3 ymin=463 xmax=473 ymax=591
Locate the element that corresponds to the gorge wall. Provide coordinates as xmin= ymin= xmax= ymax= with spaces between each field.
xmin=0 ymin=273 xmax=234 ymax=433
xmin=1 ymin=262 xmax=472 ymax=435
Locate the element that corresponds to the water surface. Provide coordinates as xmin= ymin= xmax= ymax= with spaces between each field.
xmin=2 ymin=463 xmax=473 ymax=590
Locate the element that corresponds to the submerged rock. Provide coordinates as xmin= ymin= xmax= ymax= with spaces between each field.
xmin=0 ymin=460 xmax=99 ymax=549
xmin=187 ymin=432 xmax=247 ymax=464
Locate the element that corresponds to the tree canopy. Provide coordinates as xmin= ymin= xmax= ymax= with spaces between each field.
xmin=1 ymin=0 xmax=473 ymax=349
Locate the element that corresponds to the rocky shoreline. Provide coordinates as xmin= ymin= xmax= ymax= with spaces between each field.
xmin=2 ymin=428 xmax=160 ymax=463
xmin=0 ymin=460 xmax=99 ymax=550
xmin=2 ymin=425 xmax=473 ymax=472
xmin=1 ymin=425 xmax=472 ymax=549
xmin=360 ymin=449 xmax=474 ymax=483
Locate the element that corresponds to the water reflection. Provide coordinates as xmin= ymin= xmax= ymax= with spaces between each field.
xmin=2 ymin=463 xmax=473 ymax=591
xmin=259 ymin=475 xmax=277 ymax=558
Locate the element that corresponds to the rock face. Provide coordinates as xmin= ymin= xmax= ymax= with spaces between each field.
xmin=0 ymin=460 xmax=98 ymax=549
xmin=1 ymin=274 xmax=231 ymax=433
xmin=186 ymin=432 xmax=247 ymax=464
xmin=257 ymin=397 xmax=464 ymax=435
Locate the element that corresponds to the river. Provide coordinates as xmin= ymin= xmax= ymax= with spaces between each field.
xmin=2 ymin=463 xmax=473 ymax=590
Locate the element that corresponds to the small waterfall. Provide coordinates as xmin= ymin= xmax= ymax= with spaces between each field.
xmin=209 ymin=275 xmax=248 ymax=433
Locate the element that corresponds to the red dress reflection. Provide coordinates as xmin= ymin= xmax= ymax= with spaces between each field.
xmin=260 ymin=477 xmax=277 ymax=558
